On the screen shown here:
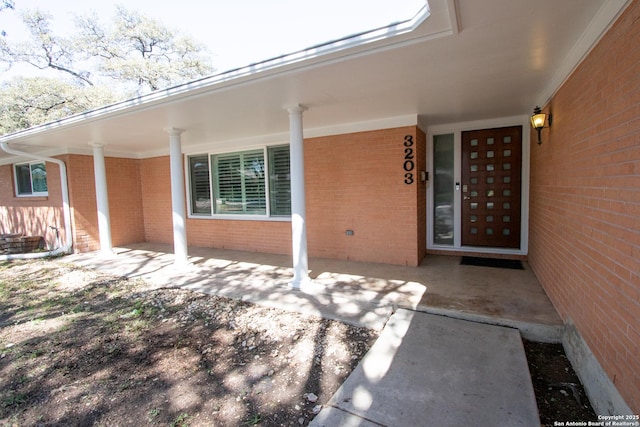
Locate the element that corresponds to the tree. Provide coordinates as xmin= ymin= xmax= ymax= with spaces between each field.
xmin=0 ymin=77 xmax=117 ymax=135
xmin=1 ymin=0 xmax=14 ymax=36
xmin=74 ymin=6 xmax=214 ymax=92
xmin=1 ymin=6 xmax=214 ymax=92
xmin=0 ymin=4 xmax=215 ymax=134
xmin=0 ymin=10 xmax=93 ymax=85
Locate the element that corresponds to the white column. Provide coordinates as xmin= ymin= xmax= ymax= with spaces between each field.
xmin=90 ymin=143 xmax=113 ymax=256
xmin=167 ymin=128 xmax=189 ymax=266
xmin=286 ymin=105 xmax=310 ymax=289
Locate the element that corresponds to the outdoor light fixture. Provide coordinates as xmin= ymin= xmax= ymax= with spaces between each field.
xmin=530 ymin=106 xmax=552 ymax=145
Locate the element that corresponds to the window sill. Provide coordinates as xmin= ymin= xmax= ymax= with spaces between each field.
xmin=188 ymin=214 xmax=291 ymax=222
xmin=14 ymin=196 xmax=49 ymax=202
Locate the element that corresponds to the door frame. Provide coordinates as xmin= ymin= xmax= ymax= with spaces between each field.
xmin=426 ymin=115 xmax=531 ymax=256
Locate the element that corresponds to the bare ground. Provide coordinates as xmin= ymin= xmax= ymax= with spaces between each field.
xmin=0 ymin=258 xmax=596 ymax=426
xmin=0 ymin=259 xmax=377 ymax=426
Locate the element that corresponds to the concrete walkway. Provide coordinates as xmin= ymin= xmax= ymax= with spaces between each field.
xmin=60 ymin=244 xmax=558 ymax=427
xmin=61 ymin=243 xmax=563 ymax=340
xmin=310 ymin=309 xmax=540 ymax=427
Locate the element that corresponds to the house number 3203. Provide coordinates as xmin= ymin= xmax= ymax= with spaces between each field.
xmin=403 ymin=135 xmax=415 ymax=184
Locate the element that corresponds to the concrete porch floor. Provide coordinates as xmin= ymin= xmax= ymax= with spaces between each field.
xmin=61 ymin=243 xmax=564 ymax=341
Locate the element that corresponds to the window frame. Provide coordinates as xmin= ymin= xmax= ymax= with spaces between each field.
xmin=13 ymin=160 xmax=49 ymax=197
xmin=185 ymin=145 xmax=291 ymax=221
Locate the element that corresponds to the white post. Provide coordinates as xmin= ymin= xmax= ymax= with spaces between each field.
xmin=91 ymin=143 xmax=113 ymax=256
xmin=286 ymin=105 xmax=310 ymax=289
xmin=167 ymin=128 xmax=189 ymax=266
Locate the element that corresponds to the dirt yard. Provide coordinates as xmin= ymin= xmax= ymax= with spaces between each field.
xmin=0 ymin=259 xmax=377 ymax=426
xmin=1 ymin=258 xmax=595 ymax=426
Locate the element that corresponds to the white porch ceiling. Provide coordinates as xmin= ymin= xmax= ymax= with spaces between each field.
xmin=0 ymin=0 xmax=629 ymax=162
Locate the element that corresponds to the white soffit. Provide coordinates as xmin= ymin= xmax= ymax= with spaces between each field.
xmin=537 ymin=0 xmax=634 ymax=106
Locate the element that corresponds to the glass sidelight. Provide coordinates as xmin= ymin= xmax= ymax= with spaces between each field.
xmin=433 ymin=134 xmax=454 ymax=245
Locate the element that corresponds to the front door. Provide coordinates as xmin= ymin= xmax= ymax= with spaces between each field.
xmin=461 ymin=126 xmax=522 ymax=248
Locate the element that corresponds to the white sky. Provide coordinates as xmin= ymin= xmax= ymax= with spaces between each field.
xmin=1 ymin=0 xmax=424 ymax=76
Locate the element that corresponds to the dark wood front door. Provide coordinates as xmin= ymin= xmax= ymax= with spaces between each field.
xmin=461 ymin=126 xmax=522 ymax=248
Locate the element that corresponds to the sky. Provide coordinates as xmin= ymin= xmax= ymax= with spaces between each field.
xmin=0 ymin=0 xmax=424 ymax=78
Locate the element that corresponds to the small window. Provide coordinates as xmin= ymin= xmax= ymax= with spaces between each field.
xmin=14 ymin=161 xmax=48 ymax=196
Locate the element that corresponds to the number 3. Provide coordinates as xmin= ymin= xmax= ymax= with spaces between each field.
xmin=404 ymin=135 xmax=414 ymax=147
xmin=404 ymin=173 xmax=414 ymax=184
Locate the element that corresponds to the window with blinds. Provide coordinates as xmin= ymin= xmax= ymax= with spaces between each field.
xmin=189 ymin=156 xmax=211 ymax=214
xmin=213 ymin=150 xmax=266 ymax=214
xmin=188 ymin=146 xmax=290 ymax=217
xmin=268 ymin=145 xmax=291 ymax=216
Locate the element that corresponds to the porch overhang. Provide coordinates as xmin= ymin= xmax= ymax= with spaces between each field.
xmin=0 ymin=0 xmax=629 ymax=162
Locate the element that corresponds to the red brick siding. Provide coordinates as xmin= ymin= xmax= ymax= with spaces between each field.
xmin=140 ymin=156 xmax=173 ymax=243
xmin=104 ymin=157 xmax=145 ymax=246
xmin=528 ymin=0 xmax=640 ymax=411
xmin=305 ymin=126 xmax=424 ymax=266
xmin=140 ymin=156 xmax=292 ymax=254
xmin=65 ymin=155 xmax=99 ymax=252
xmin=63 ymin=155 xmax=145 ymax=252
xmin=0 ymin=161 xmax=65 ymax=248
xmin=140 ymin=126 xmax=425 ymax=265
xmin=187 ymin=220 xmax=292 ymax=255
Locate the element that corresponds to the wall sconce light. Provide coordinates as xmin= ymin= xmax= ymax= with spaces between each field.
xmin=531 ymin=106 xmax=552 ymax=145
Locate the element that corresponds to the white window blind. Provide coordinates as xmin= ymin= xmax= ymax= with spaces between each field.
xmin=189 ymin=155 xmax=211 ymax=215
xmin=213 ymin=150 xmax=266 ymax=215
xmin=268 ymin=145 xmax=291 ymax=216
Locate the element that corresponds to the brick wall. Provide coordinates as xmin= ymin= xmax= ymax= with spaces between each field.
xmin=139 ymin=155 xmax=292 ymax=253
xmin=65 ymin=155 xmax=99 ymax=252
xmin=187 ymin=219 xmax=292 ymax=254
xmin=105 ymin=157 xmax=145 ymax=246
xmin=305 ymin=126 xmax=425 ymax=266
xmin=528 ymin=0 xmax=640 ymax=411
xmin=0 ymin=154 xmax=144 ymax=252
xmin=64 ymin=154 xmax=145 ymax=252
xmin=140 ymin=126 xmax=426 ymax=265
xmin=0 ymin=161 xmax=64 ymax=248
xmin=140 ymin=156 xmax=173 ymax=243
